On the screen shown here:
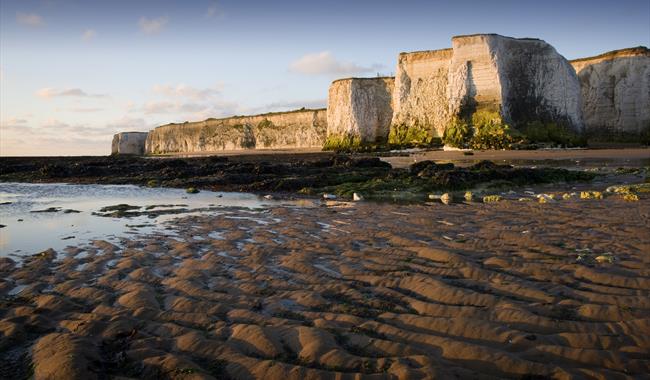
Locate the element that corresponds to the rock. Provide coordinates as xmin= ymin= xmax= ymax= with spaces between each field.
xmin=464 ymin=191 xmax=473 ymax=202
xmin=595 ymin=254 xmax=615 ymax=264
xmin=537 ymin=194 xmax=555 ymax=203
xmin=440 ymin=193 xmax=453 ymax=205
xmin=623 ymin=193 xmax=640 ymax=202
xmin=571 ymin=47 xmax=650 ymax=140
xmin=352 ymin=193 xmax=364 ymax=201
xmin=111 ymin=132 xmax=148 ymax=155
xmin=145 ymin=109 xmax=326 ymax=154
xmin=263 ymin=194 xmax=274 ymax=200
xmin=322 ymin=193 xmax=337 ymax=200
xmin=326 ymin=77 xmax=394 ymax=148
xmin=580 ymin=191 xmax=603 ymax=199
xmin=186 ymin=187 xmax=199 ymax=194
xmin=482 ymin=195 xmax=501 ymax=203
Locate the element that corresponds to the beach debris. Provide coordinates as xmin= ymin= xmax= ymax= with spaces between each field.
xmin=263 ymin=194 xmax=274 ymax=200
xmin=186 ymin=187 xmax=200 ymax=194
xmin=482 ymin=195 xmax=501 ymax=203
xmin=428 ymin=194 xmax=441 ymax=200
xmin=0 ymin=224 xmax=5 ymax=228
xmin=146 ymin=179 xmax=159 ymax=187
xmin=623 ymin=193 xmax=639 ymax=202
xmin=440 ymin=193 xmax=453 ymax=205
xmin=464 ymin=191 xmax=473 ymax=202
xmin=352 ymin=192 xmax=364 ymax=201
xmin=322 ymin=193 xmax=337 ymax=200
xmin=524 ymin=191 xmax=535 ymax=195
xmin=562 ymin=193 xmax=573 ymax=200
xmin=437 ymin=220 xmax=455 ymax=226
xmin=580 ymin=191 xmax=603 ymax=199
xmin=518 ymin=197 xmax=533 ymax=202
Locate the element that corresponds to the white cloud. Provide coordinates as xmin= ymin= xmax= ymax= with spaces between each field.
xmin=36 ymin=87 xmax=108 ymax=99
xmin=289 ymin=51 xmax=384 ymax=76
xmin=152 ymin=83 xmax=222 ymax=100
xmin=82 ymin=29 xmax=96 ymax=41
xmin=16 ymin=12 xmax=44 ymax=27
xmin=1 ymin=117 xmax=28 ymax=127
xmin=139 ymin=16 xmax=168 ymax=35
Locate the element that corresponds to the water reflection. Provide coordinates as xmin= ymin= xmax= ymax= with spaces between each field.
xmin=0 ymin=183 xmax=289 ymax=256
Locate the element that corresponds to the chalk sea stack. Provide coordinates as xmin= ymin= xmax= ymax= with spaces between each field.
xmin=111 ymin=132 xmax=148 ymax=155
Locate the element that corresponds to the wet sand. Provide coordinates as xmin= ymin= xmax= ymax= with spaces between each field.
xmin=1 ymin=195 xmax=649 ymax=379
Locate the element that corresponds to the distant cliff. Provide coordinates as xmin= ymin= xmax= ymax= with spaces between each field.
xmin=571 ymin=47 xmax=650 ymax=141
xmin=145 ymin=109 xmax=326 ymax=154
xmin=111 ymin=132 xmax=148 ymax=155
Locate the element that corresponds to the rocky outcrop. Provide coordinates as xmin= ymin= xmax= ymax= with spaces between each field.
xmin=145 ymin=109 xmax=326 ymax=154
xmin=571 ymin=47 xmax=650 ymax=140
xmin=392 ymin=49 xmax=453 ymax=137
xmin=326 ymin=77 xmax=394 ymax=146
xmin=111 ymin=132 xmax=148 ymax=155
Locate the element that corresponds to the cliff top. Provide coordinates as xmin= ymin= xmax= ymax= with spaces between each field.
xmin=331 ymin=76 xmax=395 ymax=84
xmin=451 ymin=33 xmax=541 ymax=42
xmin=571 ymin=46 xmax=650 ymax=63
xmin=398 ymin=48 xmax=453 ymax=57
xmin=157 ymin=107 xmax=326 ymax=128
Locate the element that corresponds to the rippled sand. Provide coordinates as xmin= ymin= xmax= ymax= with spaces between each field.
xmin=1 ymin=196 xmax=649 ymax=379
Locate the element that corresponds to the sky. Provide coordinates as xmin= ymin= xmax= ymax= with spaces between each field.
xmin=1 ymin=0 xmax=648 ymax=156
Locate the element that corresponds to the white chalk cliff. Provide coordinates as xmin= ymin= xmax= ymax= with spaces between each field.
xmin=112 ymin=35 xmax=649 ymax=155
xmin=326 ymin=77 xmax=394 ymax=143
xmin=571 ymin=47 xmax=650 ymax=139
xmin=111 ymin=132 xmax=148 ymax=155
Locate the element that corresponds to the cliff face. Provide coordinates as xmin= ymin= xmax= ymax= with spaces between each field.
xmin=389 ymin=34 xmax=583 ymax=143
xmin=145 ymin=109 xmax=326 ymax=154
xmin=111 ymin=132 xmax=148 ymax=155
xmin=327 ymin=77 xmax=394 ymax=144
xmin=449 ymin=34 xmax=583 ymax=130
xmin=571 ymin=47 xmax=650 ymax=139
xmin=392 ymin=49 xmax=452 ymax=137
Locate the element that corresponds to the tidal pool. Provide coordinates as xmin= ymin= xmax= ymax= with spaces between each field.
xmin=0 ymin=183 xmax=293 ymax=257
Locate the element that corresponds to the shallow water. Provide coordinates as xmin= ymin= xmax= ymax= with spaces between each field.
xmin=0 ymin=183 xmax=293 ymax=257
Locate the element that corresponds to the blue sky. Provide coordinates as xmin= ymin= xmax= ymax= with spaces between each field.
xmin=1 ymin=0 xmax=648 ymax=155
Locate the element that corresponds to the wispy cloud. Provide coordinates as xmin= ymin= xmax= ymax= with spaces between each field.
xmin=139 ymin=16 xmax=168 ymax=35
xmin=152 ymin=83 xmax=223 ymax=100
xmin=289 ymin=51 xmax=383 ymax=76
xmin=82 ymin=29 xmax=96 ymax=41
xmin=206 ymin=2 xmax=224 ymax=19
xmin=16 ymin=12 xmax=44 ymax=27
xmin=36 ymin=88 xmax=108 ymax=99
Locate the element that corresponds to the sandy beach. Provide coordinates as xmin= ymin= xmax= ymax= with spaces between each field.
xmin=1 ymin=190 xmax=649 ymax=379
